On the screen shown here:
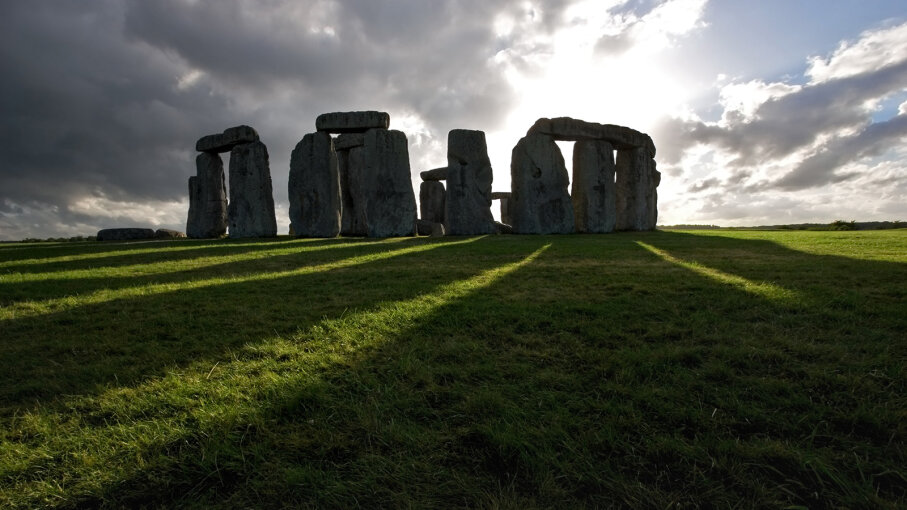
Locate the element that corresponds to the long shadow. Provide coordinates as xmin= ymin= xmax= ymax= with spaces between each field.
xmin=0 ymin=237 xmax=426 ymax=307
xmin=3 ymin=233 xmax=905 ymax=508
xmin=0 ymin=236 xmax=486 ymax=411
xmin=0 ymin=237 xmax=373 ymax=275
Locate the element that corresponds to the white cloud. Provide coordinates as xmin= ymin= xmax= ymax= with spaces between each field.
xmin=717 ymin=79 xmax=801 ymax=125
xmin=807 ymin=22 xmax=907 ymax=83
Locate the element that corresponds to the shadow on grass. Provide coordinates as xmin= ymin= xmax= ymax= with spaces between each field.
xmin=0 ymin=236 xmax=485 ymax=409
xmin=2 ymin=232 xmax=905 ymax=508
xmin=0 ymin=237 xmax=426 ymax=306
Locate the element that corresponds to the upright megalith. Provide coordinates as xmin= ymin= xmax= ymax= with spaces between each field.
xmin=510 ymin=134 xmax=574 ymax=234
xmin=316 ymin=111 xmax=390 ymax=133
xmin=420 ymin=181 xmax=446 ymax=224
xmin=228 ymin=141 xmax=277 ymax=238
xmin=445 ymin=129 xmax=495 ymax=235
xmin=289 ymin=132 xmax=341 ymax=237
xmin=362 ymin=128 xmax=417 ymax=237
xmin=186 ymin=152 xmax=227 ymax=238
xmin=337 ymin=149 xmax=366 ymax=236
xmin=572 ymin=140 xmax=616 ymax=233
xmin=615 ymin=148 xmax=658 ymax=232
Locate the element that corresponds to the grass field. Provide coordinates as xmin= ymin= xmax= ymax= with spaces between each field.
xmin=0 ymin=230 xmax=905 ymax=508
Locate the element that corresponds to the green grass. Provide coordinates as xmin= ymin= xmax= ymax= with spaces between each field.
xmin=0 ymin=230 xmax=905 ymax=508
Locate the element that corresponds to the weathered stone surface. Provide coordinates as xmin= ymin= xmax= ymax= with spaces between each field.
xmin=341 ymin=146 xmax=369 ymax=236
xmin=419 ymin=181 xmax=446 ymax=224
xmin=572 ymin=140 xmax=616 ymax=233
xmin=288 ymin=132 xmax=341 ymax=238
xmin=228 ymin=141 xmax=277 ymax=238
xmin=361 ymin=129 xmax=417 ymax=237
xmin=528 ymin=117 xmax=655 ymax=158
xmin=186 ymin=152 xmax=227 ymax=238
xmin=509 ymin=134 xmax=574 ymax=234
xmin=445 ymin=129 xmax=496 ymax=235
xmin=420 ymin=167 xmax=448 ymax=181
xmin=416 ymin=219 xmax=445 ymax=237
xmin=97 ymin=228 xmax=156 ymax=241
xmin=196 ymin=125 xmax=259 ymax=153
xmin=316 ymin=111 xmax=390 ymax=133
xmin=155 ymin=229 xmax=186 ymax=239
xmin=615 ymin=148 xmax=658 ymax=231
xmin=334 ymin=133 xmax=365 ymax=151
xmin=490 ymin=192 xmax=511 ymax=200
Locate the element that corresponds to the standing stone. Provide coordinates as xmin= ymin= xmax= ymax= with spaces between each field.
xmin=419 ymin=181 xmax=446 ymax=224
xmin=342 ymin=146 xmax=370 ymax=236
xmin=362 ymin=129 xmax=417 ymax=237
xmin=615 ymin=148 xmax=657 ymax=231
xmin=572 ymin=140 xmax=616 ymax=233
xmin=186 ymin=152 xmax=227 ymax=238
xmin=289 ymin=132 xmax=341 ymax=238
xmin=509 ymin=134 xmax=574 ymax=234
xmin=647 ymin=165 xmax=661 ymax=230
xmin=445 ymin=129 xmax=495 ymax=235
xmin=228 ymin=141 xmax=277 ymax=238
xmin=316 ymin=111 xmax=390 ymax=133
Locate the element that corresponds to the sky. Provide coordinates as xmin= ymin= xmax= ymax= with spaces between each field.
xmin=1 ymin=0 xmax=905 ymax=240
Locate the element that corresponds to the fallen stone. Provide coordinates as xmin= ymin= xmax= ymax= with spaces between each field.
xmin=420 ymin=167 xmax=448 ymax=181
xmin=528 ymin=117 xmax=655 ymax=158
xmin=316 ymin=111 xmax=390 ymax=133
xmin=96 ymin=228 xmax=156 ymax=241
xmin=155 ymin=229 xmax=186 ymax=239
xmin=196 ymin=125 xmax=260 ymax=153
xmin=419 ymin=181 xmax=446 ymax=224
xmin=509 ymin=134 xmax=574 ymax=234
xmin=289 ymin=132 xmax=341 ymax=238
xmin=615 ymin=148 xmax=658 ymax=231
xmin=416 ymin=219 xmax=445 ymax=237
xmin=490 ymin=192 xmax=511 ymax=200
xmin=572 ymin=140 xmax=616 ymax=233
xmin=228 ymin=141 xmax=278 ymax=238
xmin=334 ymin=133 xmax=365 ymax=151
xmin=491 ymin=191 xmax=513 ymax=225
xmin=361 ymin=128 xmax=417 ymax=237
xmin=186 ymin=152 xmax=228 ymax=238
xmin=445 ymin=129 xmax=496 ymax=235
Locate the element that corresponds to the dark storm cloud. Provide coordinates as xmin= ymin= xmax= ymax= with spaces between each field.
xmin=0 ymin=0 xmax=576 ymax=239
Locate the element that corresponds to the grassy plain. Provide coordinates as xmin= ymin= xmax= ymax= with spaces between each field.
xmin=0 ymin=230 xmax=905 ymax=508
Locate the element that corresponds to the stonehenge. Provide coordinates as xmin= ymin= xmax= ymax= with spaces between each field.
xmin=187 ymin=115 xmax=659 ymax=240
xmin=187 ymin=125 xmax=277 ymax=238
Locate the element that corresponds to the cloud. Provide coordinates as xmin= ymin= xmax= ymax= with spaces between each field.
xmin=591 ymin=0 xmax=709 ymax=56
xmin=0 ymin=0 xmax=583 ymax=240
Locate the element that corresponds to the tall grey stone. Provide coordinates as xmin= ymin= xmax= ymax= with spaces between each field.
xmin=196 ymin=125 xmax=260 ymax=153
xmin=341 ymin=146 xmax=369 ymax=236
xmin=509 ymin=134 xmax=574 ymax=234
xmin=615 ymin=148 xmax=657 ymax=231
xmin=289 ymin=132 xmax=341 ymax=238
xmin=316 ymin=111 xmax=390 ymax=133
xmin=186 ymin=152 xmax=227 ymax=238
xmin=419 ymin=181 xmax=446 ymax=224
xmin=228 ymin=141 xmax=277 ymax=238
xmin=445 ymin=129 xmax=495 ymax=235
xmin=572 ymin=140 xmax=616 ymax=233
xmin=362 ymin=128 xmax=417 ymax=237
